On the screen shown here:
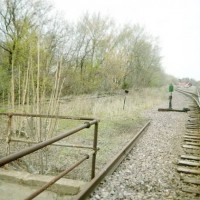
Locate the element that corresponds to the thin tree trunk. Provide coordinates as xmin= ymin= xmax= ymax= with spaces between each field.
xmin=36 ymin=39 xmax=41 ymax=141
xmin=37 ymin=38 xmax=44 ymax=173
xmin=11 ymin=54 xmax=15 ymax=111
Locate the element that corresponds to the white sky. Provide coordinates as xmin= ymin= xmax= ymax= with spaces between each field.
xmin=52 ymin=0 xmax=200 ymax=81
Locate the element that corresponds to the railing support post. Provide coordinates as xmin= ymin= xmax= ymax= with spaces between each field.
xmin=6 ymin=114 xmax=12 ymax=155
xmin=91 ymin=122 xmax=98 ymax=179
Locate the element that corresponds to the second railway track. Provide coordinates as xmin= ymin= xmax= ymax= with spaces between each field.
xmin=176 ymin=88 xmax=200 ymax=195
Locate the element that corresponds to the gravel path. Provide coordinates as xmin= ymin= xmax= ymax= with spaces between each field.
xmin=89 ymin=92 xmax=199 ymax=200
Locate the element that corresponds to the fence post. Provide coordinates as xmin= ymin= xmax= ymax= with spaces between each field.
xmin=6 ymin=114 xmax=13 ymax=155
xmin=91 ymin=122 xmax=98 ymax=179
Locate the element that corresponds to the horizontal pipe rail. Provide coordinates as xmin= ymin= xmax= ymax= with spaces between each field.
xmin=0 ymin=137 xmax=95 ymax=150
xmin=0 ymin=112 xmax=96 ymax=121
xmin=0 ymin=119 xmax=98 ymax=167
xmin=73 ymin=120 xmax=151 ymax=200
xmin=24 ymin=154 xmax=89 ymax=200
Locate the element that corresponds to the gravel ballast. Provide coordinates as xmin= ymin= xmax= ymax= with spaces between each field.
xmin=89 ymin=92 xmax=199 ymax=200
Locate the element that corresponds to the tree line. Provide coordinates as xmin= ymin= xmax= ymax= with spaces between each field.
xmin=0 ymin=0 xmax=168 ymax=109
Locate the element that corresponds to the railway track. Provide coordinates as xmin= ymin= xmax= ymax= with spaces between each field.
xmin=1 ymin=88 xmax=199 ymax=199
xmin=76 ymin=88 xmax=200 ymax=200
xmin=73 ymin=121 xmax=151 ymax=200
xmin=176 ymin=87 xmax=200 ymax=195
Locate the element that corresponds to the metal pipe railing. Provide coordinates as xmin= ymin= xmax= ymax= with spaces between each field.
xmin=0 ymin=137 xmax=95 ymax=150
xmin=5 ymin=114 xmax=12 ymax=154
xmin=0 ymin=111 xmax=100 ymax=200
xmin=91 ymin=123 xmax=98 ymax=178
xmin=0 ymin=119 xmax=98 ymax=167
xmin=24 ymin=154 xmax=89 ymax=200
xmin=0 ymin=112 xmax=95 ymax=121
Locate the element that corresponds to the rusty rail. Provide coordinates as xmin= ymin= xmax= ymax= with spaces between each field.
xmin=73 ymin=120 xmax=150 ymax=200
xmin=197 ymin=87 xmax=200 ymax=103
xmin=176 ymin=88 xmax=200 ymax=107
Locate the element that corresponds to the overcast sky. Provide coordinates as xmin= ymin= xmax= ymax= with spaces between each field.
xmin=52 ymin=0 xmax=200 ymax=81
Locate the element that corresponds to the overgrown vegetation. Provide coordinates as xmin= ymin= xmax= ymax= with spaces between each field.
xmin=0 ymin=87 xmax=167 ymax=180
xmin=0 ymin=0 xmax=180 ymax=179
xmin=0 ymin=0 xmax=168 ymax=106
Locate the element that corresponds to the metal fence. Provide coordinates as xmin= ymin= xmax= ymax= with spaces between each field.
xmin=0 ymin=112 xmax=99 ymax=199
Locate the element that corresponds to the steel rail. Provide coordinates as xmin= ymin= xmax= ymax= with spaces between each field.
xmin=175 ymin=88 xmax=198 ymax=97
xmin=0 ymin=119 xmax=98 ymax=167
xmin=176 ymin=88 xmax=200 ymax=195
xmin=175 ymin=88 xmax=200 ymax=107
xmin=24 ymin=154 xmax=89 ymax=200
xmin=197 ymin=87 xmax=200 ymax=103
xmin=73 ymin=120 xmax=151 ymax=200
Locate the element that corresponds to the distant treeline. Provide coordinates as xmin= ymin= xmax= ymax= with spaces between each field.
xmin=0 ymin=0 xmax=176 ymax=107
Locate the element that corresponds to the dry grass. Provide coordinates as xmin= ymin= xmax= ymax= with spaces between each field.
xmin=0 ymin=87 xmax=167 ymax=181
xmin=59 ymin=87 xmax=167 ymax=120
xmin=50 ymin=87 xmax=168 ymax=180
